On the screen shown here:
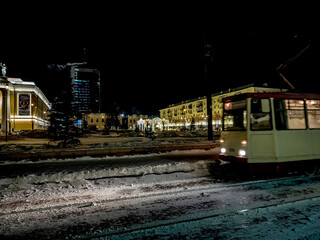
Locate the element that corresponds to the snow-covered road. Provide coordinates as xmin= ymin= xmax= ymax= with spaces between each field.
xmin=1 ymin=150 xmax=320 ymax=239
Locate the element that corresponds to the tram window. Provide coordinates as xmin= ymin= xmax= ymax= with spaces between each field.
xmin=223 ymin=100 xmax=247 ymax=131
xmin=250 ymin=99 xmax=272 ymax=130
xmin=223 ymin=110 xmax=247 ymax=131
xmin=306 ymin=100 xmax=320 ymax=129
xmin=274 ymin=99 xmax=306 ymax=130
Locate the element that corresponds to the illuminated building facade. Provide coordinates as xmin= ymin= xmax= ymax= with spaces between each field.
xmin=84 ymin=113 xmax=123 ymax=131
xmin=71 ymin=66 xmax=101 ymax=114
xmin=160 ymin=97 xmax=207 ymax=130
xmin=160 ymin=84 xmax=285 ymax=130
xmin=0 ymin=77 xmax=50 ymax=133
xmin=84 ymin=113 xmax=165 ymax=132
xmin=128 ymin=114 xmax=149 ymax=130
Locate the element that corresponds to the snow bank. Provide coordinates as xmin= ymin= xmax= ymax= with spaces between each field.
xmin=0 ymin=162 xmax=192 ymax=185
xmin=0 ymin=149 xmax=219 ymax=165
xmin=0 ymin=160 xmax=213 ymax=189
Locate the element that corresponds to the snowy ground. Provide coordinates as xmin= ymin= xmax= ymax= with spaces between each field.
xmin=1 ymin=148 xmax=320 ymax=239
xmin=0 ymin=149 xmax=219 ymax=239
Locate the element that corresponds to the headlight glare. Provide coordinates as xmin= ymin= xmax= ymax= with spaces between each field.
xmin=238 ymin=149 xmax=246 ymax=157
xmin=241 ymin=139 xmax=247 ymax=145
xmin=221 ymin=147 xmax=226 ymax=154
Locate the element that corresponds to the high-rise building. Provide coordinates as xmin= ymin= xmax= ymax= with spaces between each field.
xmin=70 ymin=65 xmax=101 ymax=114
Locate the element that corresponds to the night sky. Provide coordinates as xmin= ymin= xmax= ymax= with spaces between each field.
xmin=1 ymin=9 xmax=318 ymax=115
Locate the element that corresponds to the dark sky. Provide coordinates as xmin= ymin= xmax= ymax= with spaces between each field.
xmin=1 ymin=9 xmax=318 ymax=115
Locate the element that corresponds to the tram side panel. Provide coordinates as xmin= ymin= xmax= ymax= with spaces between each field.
xmin=275 ymin=131 xmax=314 ymax=163
xmin=311 ymin=130 xmax=320 ymax=159
xmin=247 ymin=132 xmax=276 ymax=164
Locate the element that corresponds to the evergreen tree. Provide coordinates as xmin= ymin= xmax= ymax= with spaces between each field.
xmin=47 ymin=73 xmax=80 ymax=147
xmin=105 ymin=102 xmax=121 ymax=130
xmin=47 ymin=97 xmax=64 ymax=140
xmin=121 ymin=116 xmax=128 ymax=130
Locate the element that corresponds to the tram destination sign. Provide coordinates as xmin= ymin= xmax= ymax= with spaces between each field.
xmin=224 ymin=100 xmax=246 ymax=110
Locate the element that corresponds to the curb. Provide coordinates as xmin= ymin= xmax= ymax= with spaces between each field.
xmin=0 ymin=143 xmax=219 ymax=161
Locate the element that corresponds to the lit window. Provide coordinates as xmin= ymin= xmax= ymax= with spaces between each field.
xmin=274 ymin=99 xmax=306 ymax=130
xmin=306 ymin=100 xmax=320 ymax=129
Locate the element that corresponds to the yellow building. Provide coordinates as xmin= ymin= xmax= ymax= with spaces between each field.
xmin=128 ymin=114 xmax=148 ymax=130
xmin=160 ymin=84 xmax=285 ymax=130
xmin=84 ymin=113 xmax=162 ymax=132
xmin=0 ymin=77 xmax=50 ymax=133
xmin=85 ymin=113 xmax=123 ymax=130
xmin=160 ymin=97 xmax=207 ymax=130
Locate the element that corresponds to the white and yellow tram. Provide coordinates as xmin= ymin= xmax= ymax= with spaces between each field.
xmin=218 ymin=92 xmax=320 ymax=174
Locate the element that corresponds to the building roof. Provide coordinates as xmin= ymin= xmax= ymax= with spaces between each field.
xmin=223 ymin=92 xmax=320 ymax=102
xmin=159 ymin=83 xmax=287 ymax=111
xmin=0 ymin=77 xmax=51 ymax=109
xmin=159 ymin=96 xmax=206 ymax=110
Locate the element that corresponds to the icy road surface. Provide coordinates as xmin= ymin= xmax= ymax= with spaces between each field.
xmin=1 ymin=149 xmax=320 ymax=239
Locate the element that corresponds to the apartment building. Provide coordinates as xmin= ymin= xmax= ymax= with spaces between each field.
xmin=160 ymin=84 xmax=285 ymax=130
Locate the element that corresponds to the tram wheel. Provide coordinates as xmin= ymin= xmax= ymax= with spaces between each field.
xmin=304 ymin=165 xmax=319 ymax=176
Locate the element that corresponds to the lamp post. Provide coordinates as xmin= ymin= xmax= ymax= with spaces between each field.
xmin=5 ymin=84 xmax=9 ymax=142
xmin=204 ymin=26 xmax=214 ymax=141
xmin=31 ymin=103 xmax=34 ymax=130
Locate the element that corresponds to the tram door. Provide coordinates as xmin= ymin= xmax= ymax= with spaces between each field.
xmin=248 ymin=98 xmax=275 ymax=163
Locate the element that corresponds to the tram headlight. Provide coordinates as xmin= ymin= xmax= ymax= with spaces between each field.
xmin=221 ymin=147 xmax=227 ymax=154
xmin=241 ymin=139 xmax=247 ymax=146
xmin=238 ymin=149 xmax=246 ymax=157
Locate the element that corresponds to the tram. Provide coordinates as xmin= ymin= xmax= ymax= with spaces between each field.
xmin=218 ymin=92 xmax=320 ymax=174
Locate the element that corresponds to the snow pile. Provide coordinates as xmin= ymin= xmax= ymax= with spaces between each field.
xmin=0 ymin=149 xmax=217 ymax=189
xmin=0 ymin=161 xmax=195 ymax=186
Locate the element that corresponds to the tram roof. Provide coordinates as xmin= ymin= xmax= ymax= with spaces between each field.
xmin=223 ymin=92 xmax=320 ymax=102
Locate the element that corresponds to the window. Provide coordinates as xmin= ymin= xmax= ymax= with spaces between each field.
xmin=223 ymin=100 xmax=247 ymax=131
xmin=274 ymin=99 xmax=306 ymax=130
xmin=196 ymin=102 xmax=203 ymax=112
xmin=250 ymin=99 xmax=272 ymax=130
xmin=306 ymin=100 xmax=320 ymax=129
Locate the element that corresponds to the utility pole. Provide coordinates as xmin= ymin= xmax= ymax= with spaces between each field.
xmin=204 ymin=25 xmax=214 ymax=141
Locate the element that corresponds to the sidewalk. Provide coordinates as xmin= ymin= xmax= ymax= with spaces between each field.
xmin=0 ymin=134 xmax=219 ymax=161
